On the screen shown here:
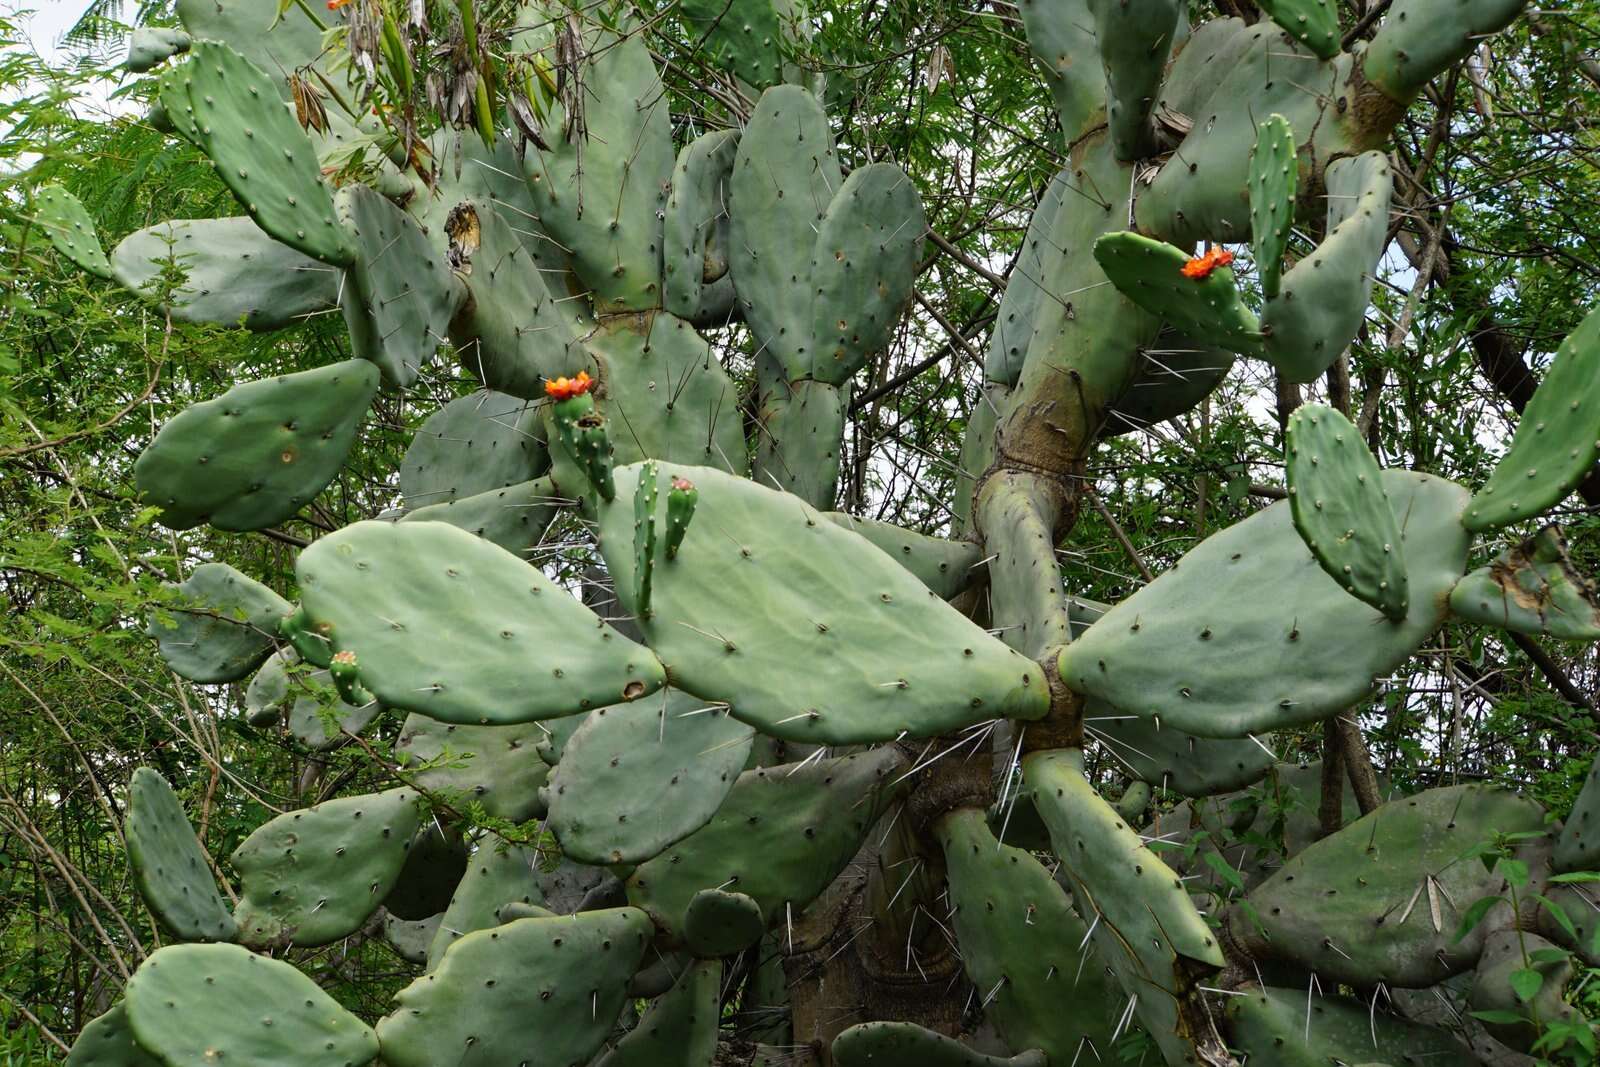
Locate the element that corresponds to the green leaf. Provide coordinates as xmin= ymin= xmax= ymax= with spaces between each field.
xmin=1508 ymin=966 xmax=1544 ymax=1002
xmin=1548 ymin=871 xmax=1600 ymax=884
xmin=1531 ymin=893 xmax=1580 ymax=945
xmin=1469 ymin=1009 xmax=1532 ymax=1026
xmin=1201 ymin=850 xmax=1246 ymax=894
xmin=1500 ymin=857 xmax=1529 ymax=888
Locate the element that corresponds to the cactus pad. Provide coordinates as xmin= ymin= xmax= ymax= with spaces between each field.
xmin=398 ymin=391 xmax=546 ymax=511
xmin=66 ymin=1005 xmax=161 ymax=1067
xmin=683 ymin=888 xmax=765 ymax=957
xmin=664 ymin=129 xmax=740 ymax=324
xmin=1228 ymin=784 xmax=1547 ymax=986
xmin=1087 ymin=0 xmax=1181 ymax=159
xmin=833 ymin=1021 xmax=1047 ymax=1067
xmin=285 ymin=668 xmax=382 ymax=751
xmin=134 ymin=359 xmax=379 ymax=532
xmin=822 ymin=513 xmax=983 ymax=600
xmin=125 ymin=768 xmax=235 ymax=943
xmin=376 ymin=909 xmax=653 ymax=1067
xmin=111 ymin=217 xmax=339 ymax=331
xmin=1087 ymin=708 xmax=1277 ymax=795
xmin=146 ymin=562 xmax=290 ymax=683
xmin=231 ymin=786 xmax=423 ymax=948
xmin=400 ymin=476 xmax=566 ymax=561
xmin=546 ymin=689 xmax=753 ymax=865
xmin=1463 ymin=304 xmax=1600 ymax=531
xmin=1060 ymin=470 xmax=1470 ymax=737
xmin=1226 ymin=985 xmax=1473 ymax=1065
xmin=626 ymin=748 xmax=904 ymax=943
xmin=598 ymin=462 xmax=1048 ymax=743
xmin=680 ymin=0 xmax=786 ymax=87
xmin=124 ymin=943 xmax=378 ymax=1067
xmin=937 ymin=806 xmax=1120 ymax=1061
xmin=1093 ymin=232 xmax=1263 ymax=355
xmin=1287 ymin=403 xmax=1410 ymax=619
xmin=396 ymin=715 xmax=550 ymax=823
xmin=593 ymin=958 xmax=721 ymax=1067
xmin=1451 ymin=525 xmax=1600 ymax=640
xmin=1257 ymin=0 xmax=1340 ymax=57
xmin=426 ymin=843 xmax=543 ymax=969
xmin=384 ymin=912 xmax=442 ymax=964
xmin=1248 ymin=114 xmax=1297 ymax=299
xmin=181 ymin=42 xmax=353 ymax=266
xmin=295 ymin=519 xmax=666 ymax=724
xmin=34 ymin=185 xmax=111 ymax=278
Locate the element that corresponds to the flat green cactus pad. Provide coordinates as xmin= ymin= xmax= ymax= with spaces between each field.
xmin=1257 ymin=0 xmax=1340 ymax=57
xmin=426 ymin=843 xmax=543 ymax=970
xmin=181 ymin=42 xmax=353 ymax=266
xmin=1364 ymin=0 xmax=1526 ymax=100
xmin=396 ymin=715 xmax=550 ymax=823
xmin=111 ymin=217 xmax=339 ymax=331
xmin=1470 ymin=929 xmax=1575 ymax=1052
xmin=125 ymin=768 xmax=235 ymax=942
xmin=125 ymin=26 xmax=190 ymax=72
xmin=1451 ymin=525 xmax=1600 ymax=641
xmin=134 ymin=359 xmax=379 ymax=532
xmin=1248 ymin=114 xmax=1297 ymax=298
xmin=626 ymin=748 xmax=904 ymax=943
xmin=376 ymin=909 xmax=653 ymax=1067
xmin=66 ymin=1005 xmax=161 ymax=1067
xmin=1225 ymin=986 xmax=1472 ymax=1065
xmin=822 ymin=513 xmax=982 ymax=600
xmin=1105 ymin=330 xmax=1235 ymax=435
xmin=1059 ymin=470 xmax=1471 ymax=738
xmin=35 ymin=185 xmax=111 ymax=278
xmin=593 ymin=958 xmax=721 ymax=1067
xmin=1229 ymin=784 xmax=1547 ymax=986
xmin=547 ymin=689 xmax=753 ymax=865
xmin=985 ymin=169 xmax=1067 ymax=387
xmin=400 ymin=476 xmax=566 ymax=561
xmin=936 ymin=807 xmax=1120 ymax=1062
xmin=175 ymin=0 xmax=328 ymax=97
xmin=1556 ymin=749 xmax=1600 ymax=872
xmin=598 ymin=462 xmax=1048 ymax=744
xmin=1464 ymin=303 xmax=1600 ymax=531
xmin=1087 ymin=0 xmax=1180 ymax=159
xmin=1023 ymin=750 xmax=1223 ymax=1065
xmin=383 ymin=912 xmax=442 ymax=964
xmin=124 ymin=943 xmax=378 ymax=1067
xmin=806 ymin=162 xmax=926 ymax=386
xmin=285 ymin=667 xmax=382 ymax=751
xmin=295 ymin=519 xmax=666 ymax=724
xmin=146 ymin=562 xmax=291 ymax=683
xmin=663 ymin=129 xmax=740 ymax=324
xmin=833 ymin=1021 xmax=1047 ymax=1067
xmin=231 ymin=786 xmax=423 ymax=949
xmin=1287 ymin=403 xmax=1410 ymax=619
xmin=398 ymin=391 xmax=546 ymax=511
xmin=682 ymin=888 xmax=765 ymax=957
xmin=1261 ymin=151 xmax=1393 ymax=384
xmin=337 ymin=183 xmax=463 ymax=388
xmin=1086 ymin=705 xmax=1276 ymax=796
xmin=680 ymin=0 xmax=786 ymax=87
xmin=1093 ymin=232 xmax=1263 ymax=355
xmin=382 ymin=825 xmax=467 ymax=920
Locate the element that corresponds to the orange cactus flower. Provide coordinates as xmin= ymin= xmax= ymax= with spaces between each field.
xmin=1181 ymin=247 xmax=1234 ymax=279
xmin=544 ymin=371 xmax=594 ymax=400
xmin=327 ymin=0 xmax=352 ymax=9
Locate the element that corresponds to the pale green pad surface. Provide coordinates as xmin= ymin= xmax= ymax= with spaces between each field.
xmin=833 ymin=1021 xmax=1047 ymax=1067
xmin=295 ymin=519 xmax=665 ymax=725
xmin=1464 ymin=304 xmax=1600 ymax=531
xmin=1086 ymin=706 xmax=1276 ymax=796
xmin=546 ymin=688 xmax=753 ymax=865
xmin=384 ymin=912 xmax=441 ymax=964
xmin=175 ymin=0 xmax=327 ymax=96
xmin=1225 ymin=985 xmax=1471 ymax=1065
xmin=285 ymin=668 xmax=382 ymax=751
xmin=1248 ymin=114 xmax=1297 ymax=298
xmin=398 ymin=391 xmax=545 ymax=511
xmin=1261 ymin=151 xmax=1393 ymax=384
xmin=134 ymin=359 xmax=378 ymax=532
xmin=231 ymin=786 xmax=423 ymax=948
xmin=682 ymin=888 xmax=765 ymax=957
xmin=1024 ymin=750 xmax=1222 ymax=1065
xmin=376 ymin=909 xmax=652 ymax=1067
xmin=66 ymin=1005 xmax=161 ymax=1067
xmin=1060 ymin=470 xmax=1470 ymax=738
xmin=35 ymin=185 xmax=111 ymax=278
xmin=1258 ymin=0 xmax=1340 ymax=57
xmin=1451 ymin=525 xmax=1600 ymax=641
xmin=598 ymin=462 xmax=1047 ymax=744
xmin=396 ymin=715 xmax=549 ymax=823
xmin=626 ymin=748 xmax=903 ymax=943
xmin=1087 ymin=0 xmax=1180 ymax=159
xmin=147 ymin=562 xmax=291 ymax=683
xmin=663 ymin=129 xmax=740 ymax=324
xmin=336 ymin=183 xmax=461 ymax=388
xmin=822 ymin=512 xmax=982 ymax=600
xmin=680 ymin=0 xmax=785 ymax=87
xmin=126 ymin=27 xmax=190 ymax=72
xmin=182 ymin=42 xmax=353 ymax=266
xmin=594 ymin=958 xmax=721 ymax=1067
xmin=937 ymin=807 xmax=1119 ymax=1062
xmin=1229 ymin=783 xmax=1546 ymax=986
xmin=426 ymin=843 xmax=544 ymax=970
xmin=112 ymin=217 xmax=338 ymax=330
xmin=124 ymin=943 xmax=378 ymax=1067
xmin=1287 ymin=403 xmax=1410 ymax=619
xmin=400 ymin=476 xmax=565 ymax=561
xmin=985 ymin=169 xmax=1066 ymax=387
xmin=125 ymin=768 xmax=235 ymax=942
xmin=1556 ymin=746 xmax=1600 ymax=872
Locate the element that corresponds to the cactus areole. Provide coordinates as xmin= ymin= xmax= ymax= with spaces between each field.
xmin=44 ymin=0 xmax=1598 ymax=1064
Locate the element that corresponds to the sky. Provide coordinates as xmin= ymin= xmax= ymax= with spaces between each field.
xmin=19 ymin=1 xmax=95 ymax=60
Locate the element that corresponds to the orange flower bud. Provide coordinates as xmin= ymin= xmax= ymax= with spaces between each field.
xmin=544 ymin=370 xmax=594 ymax=400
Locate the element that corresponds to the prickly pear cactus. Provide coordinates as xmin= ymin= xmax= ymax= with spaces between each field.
xmin=41 ymin=0 xmax=1600 ymax=1063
